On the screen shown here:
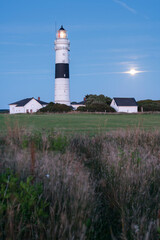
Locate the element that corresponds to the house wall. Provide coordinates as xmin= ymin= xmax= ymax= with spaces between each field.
xmin=71 ymin=104 xmax=85 ymax=110
xmin=9 ymin=99 xmax=47 ymax=114
xmin=110 ymin=99 xmax=119 ymax=112
xmin=24 ymin=99 xmax=45 ymax=113
xmin=10 ymin=105 xmax=25 ymax=114
xmin=10 ymin=105 xmax=17 ymax=114
xmin=117 ymin=106 xmax=138 ymax=113
xmin=110 ymin=100 xmax=138 ymax=113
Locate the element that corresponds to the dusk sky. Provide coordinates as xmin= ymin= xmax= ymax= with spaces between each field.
xmin=1 ymin=0 xmax=160 ymax=108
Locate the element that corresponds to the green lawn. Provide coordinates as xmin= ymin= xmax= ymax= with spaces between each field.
xmin=0 ymin=113 xmax=159 ymax=135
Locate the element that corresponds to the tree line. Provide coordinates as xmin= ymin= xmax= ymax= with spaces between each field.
xmin=39 ymin=94 xmax=115 ymax=113
xmin=39 ymin=95 xmax=160 ymax=113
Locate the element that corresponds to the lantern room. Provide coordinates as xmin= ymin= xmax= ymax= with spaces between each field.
xmin=57 ymin=25 xmax=67 ymax=39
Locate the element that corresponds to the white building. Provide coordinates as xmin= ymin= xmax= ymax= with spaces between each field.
xmin=71 ymin=101 xmax=85 ymax=110
xmin=54 ymin=25 xmax=70 ymax=106
xmin=110 ymin=98 xmax=138 ymax=113
xmin=9 ymin=97 xmax=48 ymax=114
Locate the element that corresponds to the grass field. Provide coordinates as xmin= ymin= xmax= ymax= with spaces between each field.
xmin=0 ymin=112 xmax=160 ymax=134
xmin=1 ymin=125 xmax=160 ymax=239
xmin=1 ymin=114 xmax=160 ymax=239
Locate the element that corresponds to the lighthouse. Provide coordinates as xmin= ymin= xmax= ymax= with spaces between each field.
xmin=54 ymin=25 xmax=70 ymax=105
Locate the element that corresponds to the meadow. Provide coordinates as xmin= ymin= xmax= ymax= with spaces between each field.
xmin=0 ymin=112 xmax=160 ymax=134
xmin=0 ymin=113 xmax=160 ymax=239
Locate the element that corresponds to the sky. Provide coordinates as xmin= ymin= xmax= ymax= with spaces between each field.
xmin=0 ymin=0 xmax=160 ymax=108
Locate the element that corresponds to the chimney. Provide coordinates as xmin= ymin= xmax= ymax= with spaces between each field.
xmin=38 ymin=97 xmax=40 ymax=101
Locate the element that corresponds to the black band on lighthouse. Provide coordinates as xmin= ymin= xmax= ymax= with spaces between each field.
xmin=55 ymin=63 xmax=69 ymax=78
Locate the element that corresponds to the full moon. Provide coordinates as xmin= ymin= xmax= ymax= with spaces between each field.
xmin=124 ymin=69 xmax=143 ymax=75
xmin=129 ymin=69 xmax=137 ymax=75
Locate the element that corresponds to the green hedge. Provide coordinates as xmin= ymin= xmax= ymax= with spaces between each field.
xmin=87 ymin=103 xmax=115 ymax=112
xmin=77 ymin=103 xmax=115 ymax=112
xmin=138 ymin=100 xmax=160 ymax=112
xmin=40 ymin=102 xmax=72 ymax=113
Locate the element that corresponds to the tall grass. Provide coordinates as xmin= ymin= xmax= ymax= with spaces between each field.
xmin=0 ymin=126 xmax=160 ymax=239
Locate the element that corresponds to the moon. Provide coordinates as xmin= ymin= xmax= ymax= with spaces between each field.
xmin=129 ymin=69 xmax=137 ymax=75
xmin=124 ymin=69 xmax=144 ymax=75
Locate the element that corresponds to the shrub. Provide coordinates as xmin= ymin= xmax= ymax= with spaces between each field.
xmin=138 ymin=99 xmax=160 ymax=112
xmin=40 ymin=102 xmax=72 ymax=113
xmin=87 ymin=103 xmax=115 ymax=112
xmin=40 ymin=102 xmax=55 ymax=112
xmin=0 ymin=129 xmax=94 ymax=240
xmin=77 ymin=106 xmax=87 ymax=112
xmin=48 ymin=133 xmax=68 ymax=152
xmin=0 ymin=170 xmax=49 ymax=239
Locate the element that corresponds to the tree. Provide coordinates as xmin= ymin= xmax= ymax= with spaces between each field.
xmin=77 ymin=106 xmax=87 ymax=112
xmin=138 ymin=100 xmax=160 ymax=112
xmin=71 ymin=101 xmax=78 ymax=104
xmin=85 ymin=94 xmax=112 ymax=106
xmin=84 ymin=94 xmax=113 ymax=112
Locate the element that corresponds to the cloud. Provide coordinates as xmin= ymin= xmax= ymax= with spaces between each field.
xmin=117 ymin=61 xmax=135 ymax=66
xmin=113 ymin=0 xmax=137 ymax=14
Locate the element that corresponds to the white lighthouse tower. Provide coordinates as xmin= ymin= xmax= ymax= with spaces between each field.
xmin=54 ymin=25 xmax=70 ymax=105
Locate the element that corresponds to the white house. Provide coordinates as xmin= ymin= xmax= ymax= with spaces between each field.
xmin=71 ymin=100 xmax=85 ymax=110
xmin=9 ymin=97 xmax=48 ymax=114
xmin=110 ymin=98 xmax=138 ymax=113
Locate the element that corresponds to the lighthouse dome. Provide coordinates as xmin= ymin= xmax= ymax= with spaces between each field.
xmin=57 ymin=25 xmax=67 ymax=39
xmin=59 ymin=25 xmax=65 ymax=31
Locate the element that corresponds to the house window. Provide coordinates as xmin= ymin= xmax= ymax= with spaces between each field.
xmin=26 ymin=109 xmax=29 ymax=113
xmin=30 ymin=109 xmax=32 ymax=113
